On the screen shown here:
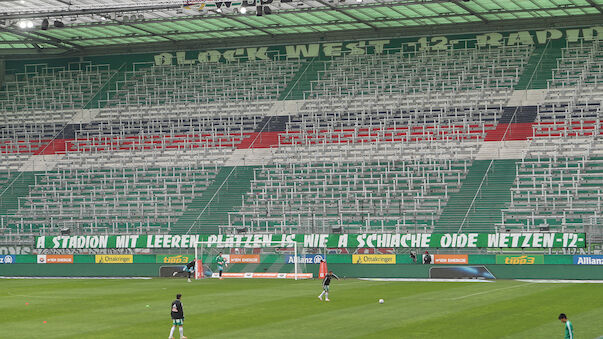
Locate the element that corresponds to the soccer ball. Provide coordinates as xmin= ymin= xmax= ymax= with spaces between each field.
xmin=379 ymin=299 xmax=384 ymax=304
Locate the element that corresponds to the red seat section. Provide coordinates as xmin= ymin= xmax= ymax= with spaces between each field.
xmin=34 ymin=139 xmax=74 ymax=155
xmin=237 ymin=132 xmax=284 ymax=149
xmin=484 ymin=123 xmax=535 ymax=141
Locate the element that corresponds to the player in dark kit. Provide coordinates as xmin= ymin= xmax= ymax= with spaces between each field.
xmin=173 ymin=260 xmax=196 ymax=282
xmin=318 ymin=270 xmax=339 ymax=302
xmin=169 ymin=294 xmax=186 ymax=339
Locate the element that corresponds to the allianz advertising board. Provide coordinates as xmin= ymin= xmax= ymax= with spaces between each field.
xmin=286 ymin=254 xmax=326 ymax=264
xmin=573 ymin=255 xmax=603 ymax=265
xmin=0 ymin=255 xmax=15 ymax=264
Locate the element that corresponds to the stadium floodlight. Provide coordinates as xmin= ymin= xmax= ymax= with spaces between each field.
xmin=18 ymin=20 xmax=35 ymax=29
xmin=240 ymin=6 xmax=247 ymax=14
xmin=194 ymin=240 xmax=306 ymax=280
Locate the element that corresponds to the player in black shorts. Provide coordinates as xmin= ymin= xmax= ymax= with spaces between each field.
xmin=173 ymin=260 xmax=196 ymax=282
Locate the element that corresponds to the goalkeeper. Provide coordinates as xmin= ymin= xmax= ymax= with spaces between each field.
xmin=216 ymin=252 xmax=227 ymax=280
xmin=172 ymin=260 xmax=196 ymax=282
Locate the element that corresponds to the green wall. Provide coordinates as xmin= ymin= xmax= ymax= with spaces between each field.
xmin=2 ymin=263 xmax=601 ymax=279
xmin=486 ymin=265 xmax=603 ymax=280
xmin=1 ymin=254 xmax=598 ymax=279
xmin=0 ymin=263 xmax=163 ymax=277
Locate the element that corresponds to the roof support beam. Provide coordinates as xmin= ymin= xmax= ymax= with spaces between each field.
xmin=213 ymin=10 xmax=274 ymax=37
xmin=61 ymin=2 xmax=599 ymax=31
xmin=0 ymin=4 xmax=182 ymax=20
xmin=452 ymin=0 xmax=489 ymax=23
xmin=584 ymin=0 xmax=603 ymax=13
xmin=27 ymin=4 xmax=602 ymax=45
xmin=26 ymin=30 xmax=85 ymax=51
xmin=118 ymin=20 xmax=176 ymax=42
xmin=6 ymin=13 xmax=598 ymax=59
xmin=0 ymin=26 xmax=77 ymax=51
xmin=38 ymin=11 xmax=489 ymax=43
xmin=315 ymin=0 xmax=378 ymax=30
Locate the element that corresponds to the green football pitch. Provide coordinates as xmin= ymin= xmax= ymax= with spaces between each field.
xmin=1 ymin=278 xmax=602 ymax=338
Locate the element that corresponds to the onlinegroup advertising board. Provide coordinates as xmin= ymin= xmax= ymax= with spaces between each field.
xmin=433 ymin=254 xmax=468 ymax=264
xmin=36 ymin=255 xmax=73 ymax=264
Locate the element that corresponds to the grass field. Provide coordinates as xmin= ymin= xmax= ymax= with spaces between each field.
xmin=1 ymin=278 xmax=602 ymax=338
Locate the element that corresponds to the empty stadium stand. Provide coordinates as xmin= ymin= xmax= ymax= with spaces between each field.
xmin=1 ymin=36 xmax=602 ymax=238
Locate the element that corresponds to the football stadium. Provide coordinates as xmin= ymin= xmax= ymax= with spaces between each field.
xmin=1 ymin=0 xmax=603 ymax=338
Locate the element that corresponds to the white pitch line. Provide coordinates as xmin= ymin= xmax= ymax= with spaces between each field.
xmin=450 ymin=282 xmax=533 ymax=300
xmin=0 ymin=276 xmax=152 ymax=280
xmin=7 ymin=291 xmax=68 ymax=299
xmin=515 ymin=279 xmax=603 ymax=284
xmin=358 ymin=278 xmax=494 ymax=283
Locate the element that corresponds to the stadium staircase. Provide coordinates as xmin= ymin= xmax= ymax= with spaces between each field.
xmin=433 ymin=160 xmax=516 ymax=233
xmin=172 ymin=166 xmax=256 ymax=234
xmin=456 ymin=160 xmax=517 ymax=232
xmin=515 ymin=40 xmax=564 ymax=90
xmin=278 ymin=58 xmax=328 ymax=100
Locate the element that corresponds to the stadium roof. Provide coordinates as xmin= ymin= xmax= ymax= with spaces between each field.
xmin=0 ymin=0 xmax=602 ymax=58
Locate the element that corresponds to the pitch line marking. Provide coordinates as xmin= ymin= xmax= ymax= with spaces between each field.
xmin=0 ymin=276 xmax=152 ymax=280
xmin=515 ymin=279 xmax=603 ymax=284
xmin=7 ymin=291 xmax=67 ymax=299
xmin=450 ymin=282 xmax=533 ymax=300
xmin=358 ymin=278 xmax=493 ymax=283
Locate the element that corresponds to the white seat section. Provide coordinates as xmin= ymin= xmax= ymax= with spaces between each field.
xmin=532 ymin=103 xmax=601 ymax=139
xmin=8 ymin=166 xmax=219 ymax=234
xmin=306 ymin=46 xmax=531 ymax=99
xmin=282 ymin=99 xmax=502 ymax=146
xmin=0 ymin=62 xmax=115 ymax=120
xmin=101 ymin=58 xmax=303 ymax=107
xmin=503 ymin=41 xmax=603 ymax=232
xmin=545 ymin=40 xmax=603 ymax=105
xmin=7 ymin=39 xmax=603 ymax=236
xmin=509 ymin=134 xmax=603 ymax=232
xmin=226 ymin=140 xmax=477 ymax=233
